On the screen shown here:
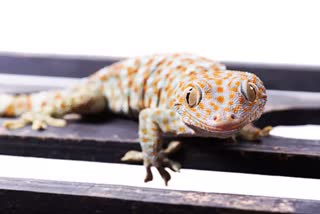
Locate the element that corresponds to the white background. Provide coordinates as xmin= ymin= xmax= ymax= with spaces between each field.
xmin=0 ymin=0 xmax=319 ymax=65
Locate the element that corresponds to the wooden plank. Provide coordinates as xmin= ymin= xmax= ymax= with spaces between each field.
xmin=0 ymin=178 xmax=313 ymax=214
xmin=1 ymin=52 xmax=320 ymax=92
xmin=0 ymin=155 xmax=319 ymax=213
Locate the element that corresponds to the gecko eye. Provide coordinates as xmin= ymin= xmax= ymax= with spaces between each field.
xmin=242 ymin=82 xmax=257 ymax=102
xmin=184 ymin=86 xmax=201 ymax=107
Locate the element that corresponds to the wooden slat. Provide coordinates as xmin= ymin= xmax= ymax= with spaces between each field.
xmin=1 ymin=52 xmax=320 ymax=92
xmin=0 ymin=155 xmax=319 ymax=213
xmin=1 ymin=177 xmax=316 ymax=214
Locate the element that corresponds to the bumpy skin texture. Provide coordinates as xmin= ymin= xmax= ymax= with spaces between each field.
xmin=0 ymin=53 xmax=271 ymax=184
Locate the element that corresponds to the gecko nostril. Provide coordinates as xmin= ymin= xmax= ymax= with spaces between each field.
xmin=213 ymin=116 xmax=218 ymax=121
xmin=230 ymin=114 xmax=236 ymax=120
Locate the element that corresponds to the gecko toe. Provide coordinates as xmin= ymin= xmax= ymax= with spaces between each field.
xmin=163 ymin=141 xmax=182 ymax=156
xmin=156 ymin=166 xmax=171 ymax=186
xmin=121 ymin=150 xmax=143 ymax=162
xmin=3 ymin=119 xmax=29 ymax=130
xmin=163 ymin=158 xmax=181 ymax=172
xmin=144 ymin=165 xmax=153 ymax=183
xmin=260 ymin=126 xmax=273 ymax=137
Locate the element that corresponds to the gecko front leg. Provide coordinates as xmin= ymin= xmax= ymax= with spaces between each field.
xmin=238 ymin=123 xmax=272 ymax=141
xmin=133 ymin=108 xmax=194 ymax=185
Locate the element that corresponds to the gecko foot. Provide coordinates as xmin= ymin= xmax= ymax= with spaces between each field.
xmin=144 ymin=156 xmax=181 ymax=185
xmin=3 ymin=112 xmax=66 ymax=130
xmin=121 ymin=141 xmax=182 ymax=162
xmin=238 ymin=123 xmax=273 ymax=141
xmin=121 ymin=141 xmax=182 ymax=185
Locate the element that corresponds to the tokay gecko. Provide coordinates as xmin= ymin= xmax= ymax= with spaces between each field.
xmin=0 ymin=53 xmax=272 ymax=185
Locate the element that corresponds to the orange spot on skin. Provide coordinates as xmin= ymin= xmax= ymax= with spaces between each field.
xmin=230 ymin=87 xmax=238 ymax=93
xmin=141 ymin=128 xmax=148 ymax=135
xmin=141 ymin=114 xmax=148 ymax=120
xmin=209 ymin=101 xmax=219 ymax=111
xmin=198 ymin=102 xmax=205 ymax=110
xmin=205 ymin=109 xmax=212 ymax=115
xmin=232 ymin=105 xmax=241 ymax=113
xmin=17 ymin=101 xmax=24 ymax=109
xmin=154 ymin=110 xmax=161 ymax=115
xmin=54 ymin=93 xmax=62 ymax=100
xmin=238 ymin=97 xmax=245 ymax=104
xmin=253 ymin=75 xmax=257 ymax=84
xmin=133 ymin=85 xmax=139 ymax=93
xmin=176 ymin=65 xmax=187 ymax=72
xmin=196 ymin=113 xmax=201 ymax=118
xmin=167 ymin=89 xmax=173 ymax=97
xmin=229 ymin=93 xmax=235 ymax=99
xmin=216 ymin=96 xmax=225 ymax=104
xmin=60 ymin=102 xmax=66 ymax=109
xmin=177 ymin=97 xmax=184 ymax=104
xmin=4 ymin=105 xmax=15 ymax=116
xmin=190 ymin=108 xmax=196 ymax=112
xmin=215 ymin=79 xmax=223 ymax=85
xmin=235 ymin=81 xmax=241 ymax=87
xmin=224 ymin=107 xmax=229 ymax=112
xmin=41 ymin=101 xmax=47 ymax=108
xmin=146 ymin=59 xmax=154 ymax=67
xmin=228 ymin=101 xmax=234 ymax=106
xmin=99 ymin=74 xmax=108 ymax=81
xmin=151 ymin=127 xmax=158 ymax=132
xmin=141 ymin=138 xmax=150 ymax=143
xmin=217 ymin=87 xmax=224 ymax=93
xmin=169 ymin=111 xmax=175 ymax=117
xmin=127 ymin=67 xmax=136 ymax=76
xmin=26 ymin=96 xmax=32 ymax=110
xmin=189 ymin=76 xmax=197 ymax=81
xmin=205 ymin=93 xmax=213 ymax=99
xmin=213 ymin=70 xmax=222 ymax=77
xmin=202 ymin=73 xmax=210 ymax=79
xmin=163 ymin=118 xmax=169 ymax=125
xmin=169 ymin=100 xmax=175 ymax=107
xmin=165 ymin=124 xmax=171 ymax=131
xmin=198 ymin=82 xmax=205 ymax=88
xmin=160 ymin=99 xmax=166 ymax=105
xmin=147 ymin=98 xmax=152 ymax=107
xmin=178 ymin=126 xmax=186 ymax=132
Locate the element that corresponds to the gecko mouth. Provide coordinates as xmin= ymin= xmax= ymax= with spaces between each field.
xmin=201 ymin=119 xmax=247 ymax=132
xmin=184 ymin=113 xmax=251 ymax=134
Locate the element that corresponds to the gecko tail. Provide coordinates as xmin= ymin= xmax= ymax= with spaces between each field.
xmin=0 ymin=94 xmax=31 ymax=117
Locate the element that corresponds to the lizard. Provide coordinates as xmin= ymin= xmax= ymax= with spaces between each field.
xmin=0 ymin=53 xmax=271 ymax=185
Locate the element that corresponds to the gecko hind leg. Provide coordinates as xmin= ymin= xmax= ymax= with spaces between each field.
xmin=3 ymin=112 xmax=66 ymax=130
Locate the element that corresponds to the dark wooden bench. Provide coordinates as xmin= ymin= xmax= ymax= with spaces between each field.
xmin=0 ymin=53 xmax=319 ymax=213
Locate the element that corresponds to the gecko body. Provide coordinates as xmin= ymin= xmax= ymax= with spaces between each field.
xmin=0 ymin=53 xmax=270 ymax=184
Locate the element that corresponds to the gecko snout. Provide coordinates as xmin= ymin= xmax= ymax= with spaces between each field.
xmin=213 ymin=114 xmax=236 ymax=122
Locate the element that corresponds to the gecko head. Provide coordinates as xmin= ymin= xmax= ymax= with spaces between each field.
xmin=173 ymin=70 xmax=267 ymax=137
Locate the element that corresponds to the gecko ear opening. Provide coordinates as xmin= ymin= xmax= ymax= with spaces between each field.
xmin=184 ymin=86 xmax=201 ymax=107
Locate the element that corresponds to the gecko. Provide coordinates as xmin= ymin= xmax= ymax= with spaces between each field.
xmin=0 ymin=53 xmax=271 ymax=185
